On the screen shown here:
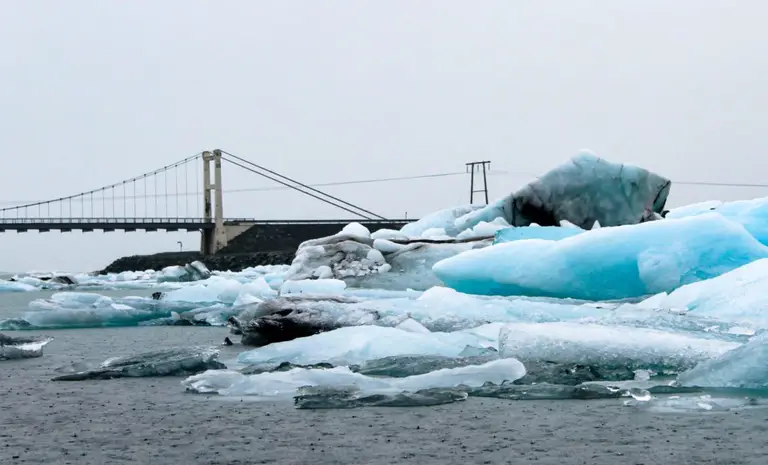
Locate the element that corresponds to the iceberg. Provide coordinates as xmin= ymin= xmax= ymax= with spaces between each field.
xmin=228 ymin=295 xmax=381 ymax=347
xmin=400 ymin=205 xmax=484 ymax=237
xmin=493 ymin=225 xmax=585 ymax=244
xmin=294 ymin=386 xmax=470 ymax=409
xmin=52 ymin=347 xmax=227 ymax=380
xmin=279 ymin=279 xmax=347 ymax=296
xmin=582 ymin=304 xmax=754 ymax=344
xmin=677 ymin=332 xmax=768 ymax=389
xmin=497 ymin=321 xmax=738 ymax=373
xmin=640 ymin=258 xmax=768 ymax=324
xmin=280 ymin=153 xmax=671 ymax=292
xmin=667 ymin=196 xmax=768 ymax=245
xmin=182 ymin=358 xmax=525 ymax=398
xmin=227 ymin=288 xmax=607 ymax=346
xmin=236 ymin=324 xmax=503 ymax=366
xmin=0 ymin=334 xmax=53 ymax=360
xmin=156 ymin=261 xmax=212 ymax=283
xmin=350 ymin=355 xmax=635 ymax=384
xmin=293 ymin=382 xmax=656 ymax=409
xmin=0 ymin=292 xmax=212 ymax=330
xmin=434 ymin=213 xmax=768 ymax=301
xmin=162 ymin=275 xmax=277 ymax=305
xmin=0 ymin=280 xmax=38 ymax=293
xmin=625 ymin=395 xmax=761 ymax=413
xmin=284 ymin=226 xmax=491 ymax=291
xmin=454 ymin=152 xmax=670 ymax=232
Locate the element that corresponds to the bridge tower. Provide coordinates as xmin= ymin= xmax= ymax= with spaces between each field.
xmin=201 ymin=149 xmax=228 ymax=255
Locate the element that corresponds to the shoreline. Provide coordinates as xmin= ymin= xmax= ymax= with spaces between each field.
xmin=99 ymin=250 xmax=294 ymax=275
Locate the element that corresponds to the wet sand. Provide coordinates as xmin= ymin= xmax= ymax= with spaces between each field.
xmin=2 ymin=327 xmax=767 ymax=465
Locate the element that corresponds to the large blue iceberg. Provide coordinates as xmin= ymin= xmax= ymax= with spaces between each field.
xmin=433 ymin=213 xmax=768 ymax=301
xmin=494 ymin=225 xmax=584 ymax=244
xmin=667 ymin=197 xmax=768 ymax=246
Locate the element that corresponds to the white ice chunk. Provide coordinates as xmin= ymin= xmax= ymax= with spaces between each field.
xmin=678 ymin=332 xmax=768 ymax=389
xmin=648 ymin=258 xmax=768 ymax=322
xmin=183 ymin=358 xmax=525 ymax=397
xmin=366 ymin=249 xmax=385 ymax=264
xmin=280 ymin=279 xmax=347 ymax=296
xmin=236 ymin=325 xmax=501 ymax=366
xmin=370 ymin=229 xmax=410 ymax=241
xmin=0 ymin=280 xmax=37 ymax=292
xmin=341 ymin=222 xmax=371 ymax=238
xmin=498 ymin=322 xmax=737 ymax=370
xmin=395 ymin=318 xmax=431 ymax=333
xmin=401 ymin=205 xmax=483 ymax=238
xmin=372 ymin=239 xmax=405 ymax=254
xmin=312 ymin=266 xmax=334 ymax=280
xmin=421 ymin=227 xmax=449 ymax=239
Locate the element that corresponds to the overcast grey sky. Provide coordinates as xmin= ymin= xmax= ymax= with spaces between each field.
xmin=1 ymin=0 xmax=767 ymax=272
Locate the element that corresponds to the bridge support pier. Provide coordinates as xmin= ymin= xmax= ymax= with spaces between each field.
xmin=200 ymin=149 xmax=229 ymax=255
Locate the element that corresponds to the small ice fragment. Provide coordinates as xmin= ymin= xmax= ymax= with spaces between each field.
xmin=628 ymin=388 xmax=651 ymax=402
xmin=280 ymin=279 xmax=347 ymax=295
xmin=342 ymin=222 xmax=371 ymax=238
xmin=634 ymin=370 xmax=651 ymax=381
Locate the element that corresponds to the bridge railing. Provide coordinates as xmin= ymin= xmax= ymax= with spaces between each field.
xmin=221 ymin=218 xmax=414 ymax=225
xmin=0 ymin=217 xmax=414 ymax=225
xmin=0 ymin=217 xmax=211 ymax=224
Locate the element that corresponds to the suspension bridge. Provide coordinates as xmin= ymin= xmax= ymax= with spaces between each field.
xmin=0 ymin=150 xmax=414 ymax=254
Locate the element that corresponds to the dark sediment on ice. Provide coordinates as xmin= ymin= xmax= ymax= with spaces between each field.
xmin=100 ymin=251 xmax=293 ymax=274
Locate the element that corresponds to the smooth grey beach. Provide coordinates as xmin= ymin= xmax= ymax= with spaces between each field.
xmin=1 ymin=325 xmax=766 ymax=465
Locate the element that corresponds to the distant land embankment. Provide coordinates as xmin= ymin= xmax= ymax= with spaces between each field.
xmin=99 ymin=221 xmax=410 ymax=274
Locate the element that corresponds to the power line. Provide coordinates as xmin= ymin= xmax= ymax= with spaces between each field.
xmin=3 ymin=156 xmax=768 ymax=212
xmin=673 ymin=180 xmax=768 ymax=188
xmin=1 ymin=168 xmax=765 ymax=207
xmin=0 ymin=170 xmax=476 ymax=206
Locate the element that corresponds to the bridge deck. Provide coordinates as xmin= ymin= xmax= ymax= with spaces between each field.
xmin=0 ymin=218 xmax=413 ymax=232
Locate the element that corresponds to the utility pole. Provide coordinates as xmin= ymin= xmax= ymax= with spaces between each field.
xmin=465 ymin=161 xmax=491 ymax=204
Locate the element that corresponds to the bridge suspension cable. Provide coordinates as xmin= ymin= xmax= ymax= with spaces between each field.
xmin=219 ymin=150 xmax=388 ymax=221
xmin=0 ymin=152 xmax=204 ymax=221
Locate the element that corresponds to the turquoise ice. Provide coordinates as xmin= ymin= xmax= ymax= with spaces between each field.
xmin=433 ymin=213 xmax=768 ymax=301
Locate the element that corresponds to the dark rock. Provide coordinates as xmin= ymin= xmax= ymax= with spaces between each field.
xmin=49 ymin=276 xmax=77 ymax=285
